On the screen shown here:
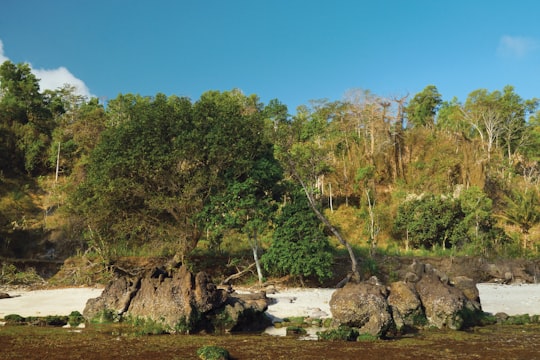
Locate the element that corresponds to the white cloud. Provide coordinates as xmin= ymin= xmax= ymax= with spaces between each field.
xmin=497 ymin=35 xmax=539 ymax=59
xmin=33 ymin=66 xmax=92 ymax=98
xmin=0 ymin=39 xmax=8 ymax=64
xmin=0 ymin=38 xmax=92 ymax=98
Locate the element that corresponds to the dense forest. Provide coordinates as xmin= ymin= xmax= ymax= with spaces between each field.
xmin=1 ymin=60 xmax=540 ymax=283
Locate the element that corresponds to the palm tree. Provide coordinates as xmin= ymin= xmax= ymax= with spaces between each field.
xmin=498 ymin=188 xmax=540 ymax=250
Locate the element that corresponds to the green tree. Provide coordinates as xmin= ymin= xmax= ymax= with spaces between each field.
xmin=498 ymin=188 xmax=540 ymax=250
xmin=200 ymin=151 xmax=283 ymax=285
xmin=0 ymin=61 xmax=55 ymax=174
xmin=393 ymin=194 xmax=468 ymax=250
xmin=71 ymin=90 xmax=281 ymax=260
xmin=261 ymin=188 xmax=333 ymax=283
xmin=70 ymin=93 xmax=199 ymax=256
xmin=406 ymin=85 xmax=442 ymax=128
xmin=47 ymin=87 xmax=106 ymax=178
xmin=273 ymin=103 xmax=360 ymax=280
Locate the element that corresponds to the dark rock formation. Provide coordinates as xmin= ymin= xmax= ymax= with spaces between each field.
xmin=330 ymin=261 xmax=483 ymax=338
xmin=83 ymin=265 xmax=270 ymax=333
xmin=0 ymin=292 xmax=20 ymax=299
xmin=387 ymin=281 xmax=423 ymax=331
xmin=414 ymin=267 xmax=467 ymax=329
xmin=329 ymin=276 xmax=393 ymax=338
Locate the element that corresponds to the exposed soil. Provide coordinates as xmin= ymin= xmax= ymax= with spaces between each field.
xmin=1 ymin=323 xmax=540 ymax=359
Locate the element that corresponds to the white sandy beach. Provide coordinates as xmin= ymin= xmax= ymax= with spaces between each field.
xmin=1 ymin=283 xmax=539 ymax=321
xmin=477 ymin=283 xmax=540 ymax=316
xmin=0 ymin=287 xmax=104 ymax=319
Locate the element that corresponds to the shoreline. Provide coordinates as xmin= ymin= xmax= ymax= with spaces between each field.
xmin=0 ymin=283 xmax=539 ymax=320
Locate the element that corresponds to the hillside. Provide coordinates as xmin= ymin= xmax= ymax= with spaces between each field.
xmin=0 ymin=62 xmax=539 ymax=285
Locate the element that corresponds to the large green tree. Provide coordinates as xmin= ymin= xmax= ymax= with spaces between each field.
xmin=70 ymin=93 xmax=198 ymax=256
xmin=262 ymin=188 xmax=333 ymax=284
xmin=393 ymin=194 xmax=468 ymax=250
xmin=71 ymin=90 xmax=282 ymax=259
xmin=0 ymin=61 xmax=57 ymax=174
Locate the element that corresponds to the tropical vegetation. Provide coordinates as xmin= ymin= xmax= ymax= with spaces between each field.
xmin=1 ymin=59 xmax=540 ymax=284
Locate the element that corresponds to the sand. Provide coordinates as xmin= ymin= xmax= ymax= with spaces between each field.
xmin=477 ymin=283 xmax=540 ymax=316
xmin=0 ymin=287 xmax=104 ymax=318
xmin=1 ymin=283 xmax=539 ymax=321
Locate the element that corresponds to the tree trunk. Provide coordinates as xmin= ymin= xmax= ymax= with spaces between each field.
xmin=292 ymin=167 xmax=360 ymax=280
xmin=249 ymin=232 xmax=264 ymax=286
xmin=366 ymin=189 xmax=378 ymax=257
xmin=329 ymin=183 xmax=333 ymax=213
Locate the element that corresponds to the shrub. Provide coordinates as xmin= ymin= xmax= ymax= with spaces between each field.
xmin=285 ymin=326 xmax=307 ymax=336
xmin=317 ymin=326 xmax=360 ymax=341
xmin=504 ymin=314 xmax=531 ymax=325
xmin=261 ymin=190 xmax=334 ymax=283
xmin=196 ymin=345 xmax=230 ymax=360
xmin=44 ymin=315 xmax=68 ymax=327
xmin=0 ymin=263 xmax=44 ymax=285
xmin=4 ymin=314 xmax=25 ymax=324
xmin=130 ymin=317 xmax=169 ymax=335
xmin=89 ymin=309 xmax=117 ymax=324
xmin=68 ymin=311 xmax=85 ymax=327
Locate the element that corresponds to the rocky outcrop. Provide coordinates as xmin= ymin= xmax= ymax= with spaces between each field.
xmin=329 ymin=261 xmax=484 ymax=338
xmin=330 ymin=276 xmax=393 ymax=338
xmin=387 ymin=281 xmax=423 ymax=331
xmin=414 ymin=266 xmax=467 ymax=329
xmin=83 ymin=265 xmax=270 ymax=333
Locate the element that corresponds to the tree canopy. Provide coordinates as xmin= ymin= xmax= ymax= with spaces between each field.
xmin=1 ymin=57 xmax=540 ymax=277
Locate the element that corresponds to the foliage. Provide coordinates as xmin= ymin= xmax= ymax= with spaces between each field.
xmin=393 ymin=194 xmax=468 ymax=249
xmin=406 ymin=85 xmax=442 ymax=128
xmin=0 ymin=61 xmax=55 ymax=175
xmin=285 ymin=326 xmax=307 ymax=336
xmin=4 ymin=314 xmax=26 ymax=324
xmin=89 ymin=309 xmax=118 ymax=324
xmin=130 ymin=317 xmax=169 ymax=335
xmin=68 ymin=311 xmax=85 ymax=327
xmin=317 ymin=326 xmax=360 ymax=341
xmin=261 ymin=189 xmax=333 ymax=283
xmin=196 ymin=345 xmax=230 ymax=360
xmin=69 ymin=90 xmax=281 ymax=261
xmin=2 ymin=78 xmax=540 ymax=263
xmin=0 ymin=263 xmax=44 ymax=285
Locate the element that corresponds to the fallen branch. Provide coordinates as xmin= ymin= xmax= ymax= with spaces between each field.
xmin=221 ymin=262 xmax=256 ymax=285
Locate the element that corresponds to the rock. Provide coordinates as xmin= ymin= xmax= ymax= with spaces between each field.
xmin=84 ymin=275 xmax=140 ymax=319
xmin=404 ymin=272 xmax=419 ymax=283
xmin=84 ymin=265 xmax=269 ymax=333
xmin=0 ymin=292 xmax=20 ymax=299
xmin=495 ymin=312 xmax=510 ymax=322
xmin=414 ymin=270 xmax=466 ymax=330
xmin=215 ymin=292 xmax=271 ymax=332
xmin=329 ymin=279 xmax=393 ymax=338
xmin=330 ymin=261 xmax=483 ymax=336
xmin=450 ymin=276 xmax=481 ymax=311
xmin=387 ymin=281 xmax=423 ymax=331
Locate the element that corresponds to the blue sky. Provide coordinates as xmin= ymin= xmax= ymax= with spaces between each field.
xmin=1 ymin=0 xmax=539 ymax=111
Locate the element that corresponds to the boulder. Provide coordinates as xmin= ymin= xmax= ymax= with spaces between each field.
xmin=450 ymin=276 xmax=481 ymax=310
xmin=414 ymin=268 xmax=467 ymax=330
xmin=329 ymin=276 xmax=393 ymax=338
xmin=83 ymin=265 xmax=270 ymax=333
xmin=330 ymin=261 xmax=484 ymax=337
xmin=387 ymin=281 xmax=423 ymax=331
xmin=215 ymin=292 xmax=271 ymax=332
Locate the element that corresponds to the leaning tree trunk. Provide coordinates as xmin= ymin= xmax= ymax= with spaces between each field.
xmin=248 ymin=231 xmax=264 ymax=286
xmin=292 ymin=168 xmax=360 ymax=281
